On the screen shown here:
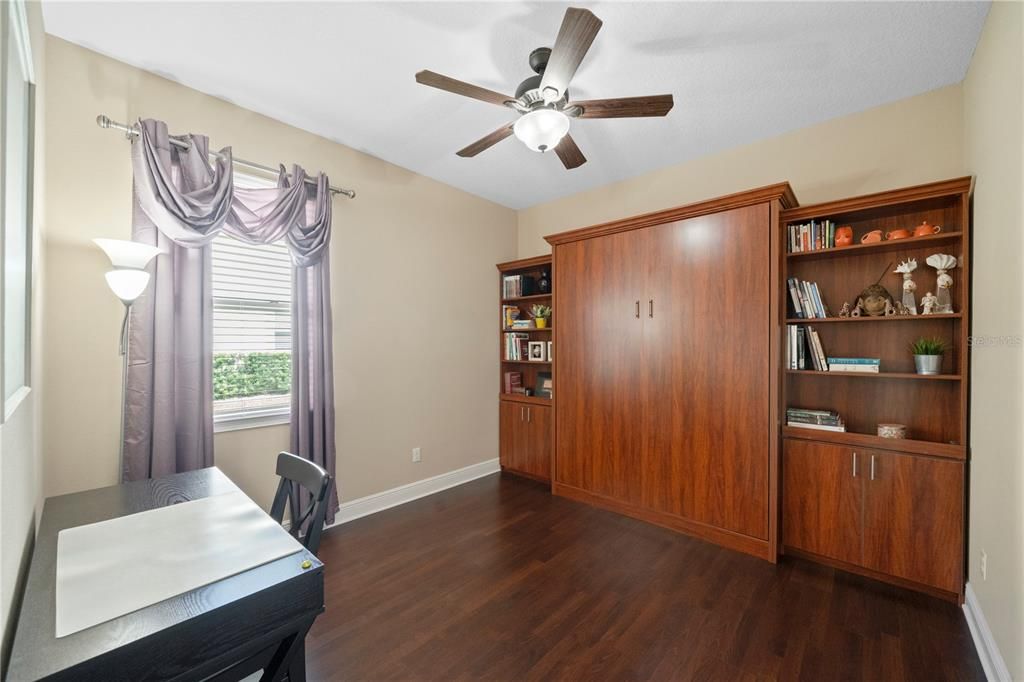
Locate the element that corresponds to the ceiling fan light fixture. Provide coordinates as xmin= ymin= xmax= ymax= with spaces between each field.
xmin=513 ymin=108 xmax=570 ymax=153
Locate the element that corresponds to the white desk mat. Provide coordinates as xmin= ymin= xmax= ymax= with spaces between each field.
xmin=55 ymin=490 xmax=303 ymax=637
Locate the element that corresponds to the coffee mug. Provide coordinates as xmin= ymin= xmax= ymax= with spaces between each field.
xmin=886 ymin=229 xmax=912 ymax=240
xmin=861 ymin=230 xmax=883 ymax=244
xmin=914 ymin=221 xmax=942 ymax=237
xmin=835 ymin=225 xmax=854 ymax=247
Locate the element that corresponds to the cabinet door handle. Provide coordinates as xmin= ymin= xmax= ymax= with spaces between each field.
xmin=870 ymin=455 xmax=876 ymax=481
xmin=852 ymin=452 xmax=858 ymax=478
xmin=649 ymin=299 xmax=654 ymax=318
xmin=520 ymin=407 xmax=525 ymax=422
xmin=527 ymin=407 xmax=532 ymax=423
xmin=635 ymin=300 xmax=640 ymax=318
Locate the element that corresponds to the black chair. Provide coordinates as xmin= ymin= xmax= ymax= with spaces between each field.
xmin=270 ymin=452 xmax=332 ymax=556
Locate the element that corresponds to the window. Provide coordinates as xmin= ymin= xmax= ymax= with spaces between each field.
xmin=2 ymin=0 xmax=35 ymax=420
xmin=211 ymin=176 xmax=292 ymax=430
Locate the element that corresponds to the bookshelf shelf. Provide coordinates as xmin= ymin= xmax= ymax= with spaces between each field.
xmin=786 ymin=370 xmax=961 ymax=381
xmin=785 ymin=231 xmax=962 ymax=261
xmin=499 ymin=393 xmax=551 ymax=406
xmin=501 ymin=293 xmax=552 ymax=303
xmin=784 ymin=313 xmax=961 ymax=324
xmin=782 ymin=426 xmax=965 ymax=460
xmin=502 ymin=327 xmax=553 ymax=332
xmin=502 ymin=360 xmax=552 ymax=365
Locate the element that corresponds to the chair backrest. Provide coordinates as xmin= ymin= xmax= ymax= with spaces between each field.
xmin=269 ymin=452 xmax=332 ymax=555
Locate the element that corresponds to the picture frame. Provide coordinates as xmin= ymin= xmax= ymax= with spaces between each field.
xmin=528 ymin=341 xmax=546 ymax=362
xmin=547 ymin=341 xmax=553 ymax=361
xmin=536 ymin=372 xmax=553 ymax=399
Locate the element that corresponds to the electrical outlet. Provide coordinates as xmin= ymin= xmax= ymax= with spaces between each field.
xmin=980 ymin=549 xmax=988 ymax=581
xmin=412 ymin=447 xmax=421 ymax=463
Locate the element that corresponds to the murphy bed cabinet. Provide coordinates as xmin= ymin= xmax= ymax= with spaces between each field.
xmin=498 ymin=178 xmax=971 ymax=603
xmin=545 ymin=184 xmax=798 ymax=561
xmin=497 ymin=255 xmax=554 ymax=483
xmin=779 ymin=177 xmax=971 ymax=602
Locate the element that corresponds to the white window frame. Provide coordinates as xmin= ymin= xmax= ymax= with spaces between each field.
xmin=1 ymin=0 xmax=35 ymax=423
xmin=212 ymin=172 xmax=291 ymax=433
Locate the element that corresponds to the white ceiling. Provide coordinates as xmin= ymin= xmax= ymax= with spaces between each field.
xmin=43 ymin=2 xmax=989 ymax=209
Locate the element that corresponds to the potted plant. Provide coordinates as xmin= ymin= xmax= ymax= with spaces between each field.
xmin=531 ymin=303 xmax=552 ymax=329
xmin=909 ymin=337 xmax=946 ymax=375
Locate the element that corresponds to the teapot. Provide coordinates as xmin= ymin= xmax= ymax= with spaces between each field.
xmin=914 ymin=221 xmax=942 ymax=238
xmin=886 ymin=229 xmax=912 ymax=241
xmin=861 ymin=230 xmax=883 ymax=244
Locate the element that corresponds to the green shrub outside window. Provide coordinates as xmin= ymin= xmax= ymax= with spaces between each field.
xmin=213 ymin=352 xmax=291 ymax=401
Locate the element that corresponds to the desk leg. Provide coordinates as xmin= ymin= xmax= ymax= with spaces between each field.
xmin=261 ymin=618 xmax=313 ymax=682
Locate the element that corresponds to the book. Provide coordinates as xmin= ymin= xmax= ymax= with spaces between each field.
xmin=827 ymin=357 xmax=881 ymax=365
xmin=503 ymin=371 xmax=522 ymax=394
xmin=787 ymin=278 xmax=804 ymax=319
xmin=504 ymin=332 xmax=530 ymax=361
xmin=786 ymin=421 xmax=847 ymax=433
xmin=829 ymin=364 xmax=881 ymax=373
xmin=808 ymin=327 xmax=828 ymax=371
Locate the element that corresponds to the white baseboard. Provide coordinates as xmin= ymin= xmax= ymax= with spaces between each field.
xmin=963 ymin=582 xmax=1012 ymax=682
xmin=325 ymin=458 xmax=500 ymax=529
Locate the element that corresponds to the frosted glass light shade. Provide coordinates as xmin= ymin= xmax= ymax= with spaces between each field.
xmin=104 ymin=270 xmax=151 ymax=304
xmin=513 ymin=109 xmax=570 ymax=152
xmin=94 ymin=238 xmax=162 ymax=269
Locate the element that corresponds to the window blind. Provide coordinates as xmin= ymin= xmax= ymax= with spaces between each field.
xmin=212 ymin=237 xmax=292 ymax=354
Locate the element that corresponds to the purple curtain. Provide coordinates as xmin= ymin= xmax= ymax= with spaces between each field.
xmin=127 ymin=119 xmax=338 ymax=522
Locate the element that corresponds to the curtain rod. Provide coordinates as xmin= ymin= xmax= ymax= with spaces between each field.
xmin=96 ymin=115 xmax=356 ymax=199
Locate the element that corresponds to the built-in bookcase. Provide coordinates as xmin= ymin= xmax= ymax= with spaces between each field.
xmin=780 ymin=178 xmax=971 ymax=453
xmin=496 ymin=255 xmax=553 ymax=405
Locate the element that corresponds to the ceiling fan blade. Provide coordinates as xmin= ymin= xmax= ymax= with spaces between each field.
xmin=573 ymin=95 xmax=675 ymax=119
xmin=416 ymin=70 xmax=514 ymax=107
xmin=539 ymin=8 xmax=603 ymax=101
xmin=554 ymin=134 xmax=586 ymax=169
xmin=456 ymin=124 xmax=515 ymax=157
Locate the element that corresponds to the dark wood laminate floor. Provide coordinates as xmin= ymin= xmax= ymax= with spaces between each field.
xmin=305 ymin=473 xmax=983 ymax=681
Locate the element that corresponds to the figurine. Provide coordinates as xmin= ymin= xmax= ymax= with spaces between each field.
xmin=857 ymin=263 xmax=895 ymax=317
xmin=838 ymin=302 xmax=852 ymax=318
xmin=894 ymin=301 xmax=910 ymax=316
xmin=884 ymin=299 xmax=896 ymax=316
xmin=852 ymin=299 xmax=864 ymax=317
xmin=894 ymin=259 xmax=919 ymax=315
xmin=921 ymin=291 xmax=938 ymax=315
xmin=926 ymin=253 xmax=957 ymax=313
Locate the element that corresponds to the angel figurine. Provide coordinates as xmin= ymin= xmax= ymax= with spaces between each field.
xmin=926 ymin=253 xmax=957 ymax=314
xmin=921 ymin=291 xmax=938 ymax=315
xmin=894 ymin=259 xmax=918 ymax=315
xmin=838 ymin=302 xmax=852 ymax=318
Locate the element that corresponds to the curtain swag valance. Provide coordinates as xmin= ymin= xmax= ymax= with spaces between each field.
xmin=131 ymin=118 xmax=332 ymax=266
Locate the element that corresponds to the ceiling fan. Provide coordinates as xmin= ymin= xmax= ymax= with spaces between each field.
xmin=415 ymin=7 xmax=674 ymax=170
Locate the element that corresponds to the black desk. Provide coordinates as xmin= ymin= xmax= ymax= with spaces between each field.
xmin=7 ymin=467 xmax=324 ymax=681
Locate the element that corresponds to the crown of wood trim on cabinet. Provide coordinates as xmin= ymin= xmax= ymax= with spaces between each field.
xmin=780 ymin=176 xmax=973 ymax=222
xmin=544 ymin=182 xmax=798 ymax=246
xmin=496 ymin=254 xmax=553 ymax=272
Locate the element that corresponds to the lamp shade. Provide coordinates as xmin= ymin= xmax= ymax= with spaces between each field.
xmin=94 ymin=238 xmax=162 ymax=269
xmin=104 ymin=270 xmax=151 ymax=304
xmin=513 ymin=109 xmax=570 ymax=153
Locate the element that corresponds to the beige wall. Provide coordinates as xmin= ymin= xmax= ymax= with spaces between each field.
xmin=963 ymin=2 xmax=1024 ymax=677
xmin=41 ymin=37 xmax=517 ymax=509
xmin=0 ymin=0 xmax=46 ymax=664
xmin=517 ymin=85 xmax=964 ymax=256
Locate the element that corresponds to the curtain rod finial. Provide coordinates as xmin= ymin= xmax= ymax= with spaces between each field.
xmin=97 ymin=114 xmax=112 ymax=129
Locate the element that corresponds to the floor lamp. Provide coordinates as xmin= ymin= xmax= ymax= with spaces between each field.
xmin=94 ymin=239 xmax=162 ymax=483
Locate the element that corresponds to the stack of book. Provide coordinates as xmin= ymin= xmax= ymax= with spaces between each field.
xmin=787 ymin=324 xmax=829 ymax=371
xmin=787 ymin=219 xmax=838 ymax=253
xmin=786 ymin=407 xmax=845 ymax=432
xmin=503 ymin=371 xmax=524 ymax=394
xmin=502 ymin=274 xmax=533 ymax=298
xmin=787 ymin=277 xmax=830 ymax=319
xmin=504 ymin=332 xmax=530 ymax=361
xmin=827 ymin=357 xmax=881 ymax=373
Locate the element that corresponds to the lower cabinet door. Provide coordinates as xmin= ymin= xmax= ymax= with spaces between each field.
xmin=523 ymin=404 xmax=552 ymax=481
xmin=782 ymin=439 xmax=862 ymax=565
xmin=862 ymin=451 xmax=964 ymax=593
xmin=499 ymin=401 xmax=524 ymax=472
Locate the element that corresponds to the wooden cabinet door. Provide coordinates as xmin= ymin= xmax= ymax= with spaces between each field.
xmin=554 ymin=232 xmax=645 ymax=502
xmin=782 ymin=439 xmax=862 ymax=565
xmin=644 ymin=204 xmax=772 ymax=538
xmin=523 ymin=404 xmax=552 ymax=481
xmin=862 ymin=451 xmax=964 ymax=593
xmin=499 ymin=401 xmax=524 ymax=472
